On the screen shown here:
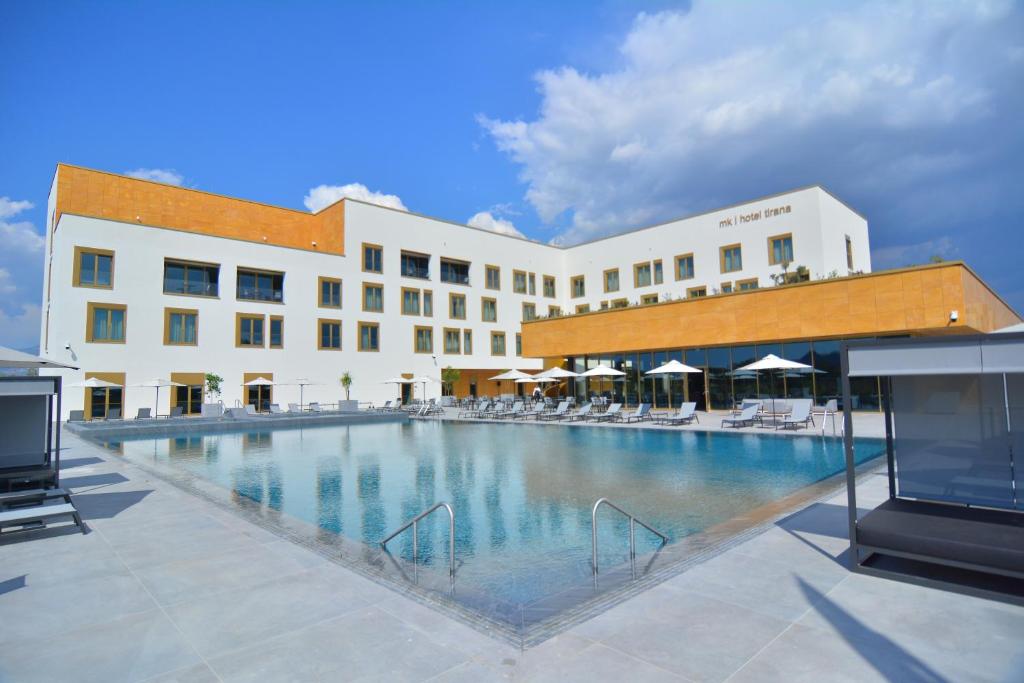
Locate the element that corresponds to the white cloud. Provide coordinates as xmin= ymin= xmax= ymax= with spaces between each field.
xmin=872 ymin=236 xmax=957 ymax=269
xmin=467 ymin=211 xmax=525 ymax=238
xmin=0 ymin=196 xmax=43 ymax=253
xmin=303 ymin=183 xmax=407 ymax=212
xmin=0 ymin=268 xmax=15 ymax=294
xmin=0 ymin=303 xmax=41 ymax=349
xmin=124 ymin=168 xmax=185 ymax=186
xmin=481 ymin=0 xmax=1023 ymax=245
xmin=0 ymin=197 xmax=33 ymax=219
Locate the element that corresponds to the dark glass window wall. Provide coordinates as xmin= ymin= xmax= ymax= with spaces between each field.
xmin=567 ymin=337 xmax=883 ymax=411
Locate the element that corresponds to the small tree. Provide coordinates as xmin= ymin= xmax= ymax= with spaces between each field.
xmin=204 ymin=373 xmax=223 ymax=402
xmin=441 ymin=366 xmax=461 ymax=396
xmin=340 ymin=372 xmax=353 ymax=400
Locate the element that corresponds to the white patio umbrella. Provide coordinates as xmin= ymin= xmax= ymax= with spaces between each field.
xmin=488 ymin=369 xmax=534 ymax=396
xmin=131 ymin=378 xmax=185 ymax=416
xmin=734 ymin=354 xmax=811 ymax=406
xmin=69 ymin=377 xmax=122 ymax=388
xmin=242 ymin=376 xmax=275 ymax=411
xmin=580 ymin=364 xmax=625 ymax=403
xmin=411 ymin=375 xmax=439 ymax=400
xmin=0 ymin=345 xmax=78 ymax=369
xmin=382 ymin=376 xmax=414 ymax=401
xmin=534 ymin=366 xmax=581 ymax=398
xmin=645 ymin=359 xmax=703 ymax=408
xmin=290 ymin=377 xmax=323 ymax=410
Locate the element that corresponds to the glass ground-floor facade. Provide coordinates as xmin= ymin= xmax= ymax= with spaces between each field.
xmin=564 ymin=337 xmax=884 ymax=411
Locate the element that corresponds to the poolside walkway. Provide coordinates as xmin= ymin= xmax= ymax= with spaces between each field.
xmin=1 ymin=429 xmax=1022 ymax=682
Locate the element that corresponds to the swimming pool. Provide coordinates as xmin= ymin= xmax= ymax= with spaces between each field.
xmin=105 ymin=421 xmax=883 ymax=638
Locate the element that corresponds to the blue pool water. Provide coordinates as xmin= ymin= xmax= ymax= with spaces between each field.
xmin=109 ymin=421 xmax=882 ymax=627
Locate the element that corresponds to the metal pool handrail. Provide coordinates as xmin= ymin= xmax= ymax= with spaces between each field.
xmin=380 ymin=501 xmax=456 ymax=577
xmin=591 ymin=497 xmax=668 ymax=575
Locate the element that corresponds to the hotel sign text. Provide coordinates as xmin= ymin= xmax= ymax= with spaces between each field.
xmin=719 ymin=204 xmax=791 ymax=229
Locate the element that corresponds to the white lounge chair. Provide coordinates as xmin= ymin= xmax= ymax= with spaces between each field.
xmin=288 ymin=403 xmax=302 ymax=413
xmin=565 ymin=402 xmax=593 ymax=421
xmin=519 ymin=403 xmax=546 ymax=420
xmin=722 ymin=404 xmax=759 ymax=428
xmin=268 ymin=404 xmax=286 ymax=415
xmin=308 ymin=402 xmax=323 ymax=413
xmin=590 ymin=403 xmax=622 ymax=422
xmin=538 ymin=401 xmax=570 ymax=421
xmin=656 ymin=402 xmax=697 ymax=425
xmin=620 ymin=403 xmax=651 ymax=423
xmin=496 ymin=401 xmax=524 ymax=419
xmin=134 ymin=407 xmax=152 ymax=419
xmin=779 ymin=399 xmax=814 ymax=430
xmin=245 ymin=404 xmax=259 ymax=416
xmin=377 ymin=400 xmax=393 ymax=412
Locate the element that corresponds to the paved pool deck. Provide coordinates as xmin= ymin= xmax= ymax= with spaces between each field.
xmin=1 ymin=425 xmax=1022 ymax=682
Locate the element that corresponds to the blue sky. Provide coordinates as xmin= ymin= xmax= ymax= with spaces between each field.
xmin=2 ymin=0 xmax=1022 ymax=349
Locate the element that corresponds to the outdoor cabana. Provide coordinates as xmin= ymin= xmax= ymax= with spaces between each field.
xmin=841 ymin=333 xmax=1024 ymax=604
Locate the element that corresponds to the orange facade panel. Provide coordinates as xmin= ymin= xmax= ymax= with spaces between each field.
xmin=521 ymin=263 xmax=1021 ymax=358
xmin=55 ymin=164 xmax=345 ymax=255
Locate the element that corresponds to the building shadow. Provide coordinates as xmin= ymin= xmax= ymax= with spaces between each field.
xmin=797 ymin=578 xmax=948 ymax=683
xmin=0 ymin=575 xmax=26 ymax=596
xmin=60 ymin=456 xmax=105 ymax=470
xmin=60 ymin=472 xmax=130 ymax=490
xmin=73 ymin=490 xmax=154 ymax=520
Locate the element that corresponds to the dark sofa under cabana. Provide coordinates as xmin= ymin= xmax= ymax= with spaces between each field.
xmin=841 ymin=332 xmax=1024 ymax=604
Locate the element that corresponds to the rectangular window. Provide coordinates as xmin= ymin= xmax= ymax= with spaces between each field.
xmin=481 ymin=297 xmax=497 ymax=322
xmin=237 ymin=268 xmax=284 ymax=302
xmin=400 ymin=251 xmax=429 ymax=279
xmin=640 ymin=294 xmax=658 ymax=305
xmin=490 ymin=331 xmax=506 ymax=356
xmin=600 ymin=300 xmax=609 ymax=310
xmin=440 ymin=258 xmax=470 ymax=285
xmin=575 ymin=303 xmax=590 ymax=314
xmin=571 ymin=275 xmax=585 ymax=298
xmin=319 ymin=276 xmax=342 ymax=308
xmin=611 ymin=298 xmax=629 ymax=309
xmin=737 ymin=278 xmax=759 ymax=291
xmin=721 ymin=282 xmax=733 ymax=294
xmin=414 ymin=326 xmax=433 ymax=354
xmin=675 ymin=253 xmax=695 ymax=280
xmin=603 ymin=268 xmax=620 ymax=292
xmin=362 ymin=283 xmax=383 ymax=312
xmin=86 ymin=303 xmax=126 ymax=343
xmin=653 ymin=259 xmax=663 ymax=285
xmin=522 ymin=302 xmax=536 ymax=321
xmin=543 ymin=275 xmax=556 ymax=298
xmin=164 ymin=259 xmax=218 ymax=297
xmin=74 ymin=247 xmax=114 ymax=289
xmin=449 ymin=293 xmax=466 ymax=319
xmin=528 ymin=272 xmax=536 ymax=295
xmin=548 ymin=305 xmax=561 ymax=317
xmin=318 ymin=319 xmax=341 ymax=350
xmin=768 ymin=233 xmax=794 ymax=266
xmin=236 ymin=313 xmax=265 ymax=347
xmin=513 ymin=270 xmax=527 ymax=294
xmin=358 ymin=322 xmax=379 ymax=352
xmin=720 ymin=244 xmax=742 ymax=273
xmin=846 ymin=235 xmax=854 ymax=270
xmin=688 ymin=286 xmax=707 ymax=298
xmin=164 ymin=307 xmax=198 ymax=345
xmin=269 ymin=315 xmax=283 ymax=348
xmin=516 ymin=333 xmax=522 ymax=356
xmin=444 ymin=328 xmax=461 ymax=354
xmin=485 ymin=265 xmax=501 ymax=290
xmin=401 ymin=287 xmax=421 ymax=315
xmin=634 ymin=262 xmax=652 ymax=287
xmin=463 ymin=329 xmax=472 ymax=354
xmin=423 ymin=290 xmax=433 ymax=316
xmin=363 ymin=243 xmax=383 ymax=273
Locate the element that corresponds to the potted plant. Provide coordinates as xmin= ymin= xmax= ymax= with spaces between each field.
xmin=201 ymin=372 xmax=224 ymax=417
xmin=338 ymin=372 xmax=358 ymax=412
xmin=441 ymin=366 xmax=461 ymax=398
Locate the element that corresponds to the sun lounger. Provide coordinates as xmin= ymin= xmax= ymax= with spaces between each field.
xmin=722 ymin=404 xmax=759 ymax=428
xmin=245 ymin=404 xmax=260 ymax=416
xmin=459 ymin=400 xmax=489 ymax=418
xmin=778 ymin=398 xmax=814 ymax=430
xmin=655 ymin=402 xmax=697 ymax=425
xmin=105 ymin=408 xmax=122 ymax=421
xmin=0 ymin=502 xmax=86 ymax=534
xmin=620 ymin=403 xmax=651 ymax=423
xmin=288 ymin=403 xmax=302 ymax=413
xmin=731 ymin=399 xmax=761 ymax=416
xmin=590 ymin=403 xmax=622 ymax=422
xmin=68 ymin=410 xmax=85 ymax=422
xmin=565 ymin=402 xmax=593 ymax=421
xmin=0 ymin=487 xmax=73 ymax=508
xmin=538 ymin=401 xmax=570 ymax=421
xmin=225 ymin=407 xmax=249 ymax=419
xmin=169 ymin=406 xmax=184 ymax=418
xmin=133 ymin=407 xmax=152 ymax=419
xmin=308 ymin=402 xmax=323 ymax=413
xmin=519 ymin=403 xmax=546 ymax=420
xmin=376 ymin=400 xmax=393 ymax=412
xmin=495 ymin=401 xmax=524 ymax=419
xmin=268 ymin=404 xmax=285 ymax=415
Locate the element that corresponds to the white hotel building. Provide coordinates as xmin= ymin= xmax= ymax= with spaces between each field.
xmin=39 ymin=163 xmax=878 ymax=419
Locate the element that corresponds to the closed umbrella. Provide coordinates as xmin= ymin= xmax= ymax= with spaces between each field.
xmin=242 ymin=376 xmax=275 ymax=412
xmin=645 ymin=359 xmax=703 ymax=409
xmin=580 ymin=364 xmax=625 ymax=404
xmin=290 ymin=377 xmax=323 ymax=411
xmin=734 ymin=354 xmax=811 ymax=410
xmin=132 ymin=378 xmax=186 ymax=416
